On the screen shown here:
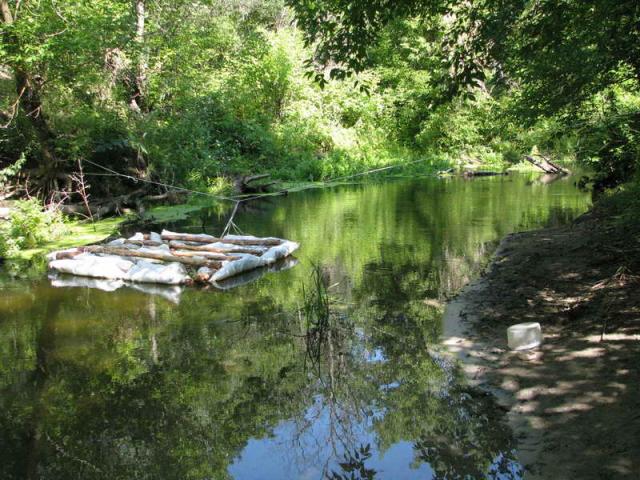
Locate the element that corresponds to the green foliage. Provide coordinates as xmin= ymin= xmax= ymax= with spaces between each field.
xmin=0 ymin=199 xmax=67 ymax=257
xmin=572 ymin=85 xmax=640 ymax=186
xmin=597 ymin=180 xmax=640 ymax=226
xmin=0 ymin=153 xmax=26 ymax=189
xmin=0 ymin=176 xmax=586 ymax=478
xmin=2 ymin=0 xmax=639 ymax=197
xmin=289 ymin=0 xmax=640 ymax=183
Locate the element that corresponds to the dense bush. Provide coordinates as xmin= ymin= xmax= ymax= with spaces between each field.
xmin=1 ymin=0 xmax=639 ymax=197
xmin=0 ymin=199 xmax=68 ymax=257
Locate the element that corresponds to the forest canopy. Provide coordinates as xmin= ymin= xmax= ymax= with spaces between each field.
xmin=1 ymin=0 xmax=639 ymax=202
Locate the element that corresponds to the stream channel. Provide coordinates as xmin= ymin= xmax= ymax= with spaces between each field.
xmin=0 ymin=173 xmax=591 ymax=479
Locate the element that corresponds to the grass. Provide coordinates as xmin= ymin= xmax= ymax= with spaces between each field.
xmin=13 ymin=216 xmax=126 ymax=260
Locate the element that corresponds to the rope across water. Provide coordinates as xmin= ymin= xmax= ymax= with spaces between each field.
xmin=81 ymin=157 xmax=432 ymax=236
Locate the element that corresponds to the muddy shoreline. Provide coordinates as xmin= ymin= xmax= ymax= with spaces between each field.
xmin=443 ymin=210 xmax=640 ymax=479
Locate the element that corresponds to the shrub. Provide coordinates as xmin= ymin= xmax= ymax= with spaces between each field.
xmin=0 ymin=199 xmax=68 ymax=258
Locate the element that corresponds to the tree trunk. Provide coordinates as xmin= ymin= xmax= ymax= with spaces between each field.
xmin=1 ymin=0 xmax=60 ymax=191
xmin=130 ymin=0 xmax=147 ymax=113
xmin=0 ymin=0 xmax=12 ymax=24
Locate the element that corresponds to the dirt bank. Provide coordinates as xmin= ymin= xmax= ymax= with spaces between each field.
xmin=443 ymin=207 xmax=640 ymax=479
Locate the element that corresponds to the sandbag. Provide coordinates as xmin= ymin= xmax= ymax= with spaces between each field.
xmin=261 ymin=241 xmax=299 ymax=265
xmin=127 ymin=260 xmax=189 ymax=285
xmin=138 ymin=244 xmax=171 ymax=254
xmin=48 ymin=253 xmax=134 ymax=280
xmin=211 ymin=254 xmax=265 ymax=282
xmin=107 ymin=238 xmax=127 ymax=247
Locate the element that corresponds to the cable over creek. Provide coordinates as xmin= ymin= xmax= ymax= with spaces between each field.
xmin=47 ymin=230 xmax=300 ymax=292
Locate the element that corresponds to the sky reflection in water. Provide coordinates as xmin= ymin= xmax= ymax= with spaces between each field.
xmin=0 ymin=174 xmax=590 ymax=479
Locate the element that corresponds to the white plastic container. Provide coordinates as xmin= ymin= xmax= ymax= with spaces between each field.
xmin=507 ymin=322 xmax=542 ymax=350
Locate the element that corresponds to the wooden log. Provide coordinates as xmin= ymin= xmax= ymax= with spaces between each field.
xmin=524 ymin=155 xmax=568 ymax=174
xmin=243 ymin=173 xmax=270 ymax=184
xmin=235 ymin=173 xmax=277 ymax=194
xmin=171 ymin=250 xmax=237 ymax=261
xmin=61 ymin=187 xmax=149 ymax=218
xmin=53 ymin=249 xmax=83 ymax=260
xmin=82 ymin=246 xmax=224 ymax=269
xmin=126 ymin=239 xmax=164 ymax=247
xmin=161 ymin=232 xmax=282 ymax=246
xmin=463 ymin=170 xmax=508 ymax=177
xmin=168 ymin=240 xmax=264 ymax=255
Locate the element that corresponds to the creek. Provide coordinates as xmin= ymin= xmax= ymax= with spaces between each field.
xmin=0 ymin=173 xmax=591 ymax=479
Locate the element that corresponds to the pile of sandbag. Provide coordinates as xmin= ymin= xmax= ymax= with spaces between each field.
xmin=47 ymin=229 xmax=300 ymax=288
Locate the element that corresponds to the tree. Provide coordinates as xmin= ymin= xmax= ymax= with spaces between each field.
xmin=288 ymin=0 xmax=640 ymax=118
xmin=1 ymin=0 xmax=62 ymax=189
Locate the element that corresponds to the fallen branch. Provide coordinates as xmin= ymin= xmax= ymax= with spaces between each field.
xmin=243 ymin=173 xmax=270 ymax=184
xmin=463 ymin=170 xmax=508 ymax=177
xmin=524 ymin=155 xmax=568 ymax=174
xmin=235 ymin=173 xmax=277 ymax=194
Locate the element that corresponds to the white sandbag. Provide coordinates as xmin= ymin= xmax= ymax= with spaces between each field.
xmin=149 ymin=231 xmax=163 ymax=243
xmin=507 ymin=322 xmax=542 ymax=350
xmin=261 ymin=241 xmax=299 ymax=265
xmin=49 ymin=254 xmax=134 ymax=280
xmin=50 ymin=274 xmax=124 ymax=292
xmin=128 ymin=232 xmax=145 ymax=241
xmin=138 ymin=244 xmax=171 ymax=254
xmin=211 ymin=254 xmax=265 ymax=282
xmin=127 ymin=260 xmax=189 ymax=285
xmin=107 ymin=238 xmax=126 ymax=247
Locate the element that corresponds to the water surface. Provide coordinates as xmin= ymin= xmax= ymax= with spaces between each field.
xmin=0 ymin=174 xmax=590 ymax=479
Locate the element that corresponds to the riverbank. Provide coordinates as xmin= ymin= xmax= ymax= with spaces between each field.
xmin=443 ymin=190 xmax=640 ymax=478
xmin=1 ymin=161 xmax=548 ymax=264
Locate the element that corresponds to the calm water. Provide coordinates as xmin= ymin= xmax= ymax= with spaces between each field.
xmin=0 ymin=174 xmax=590 ymax=480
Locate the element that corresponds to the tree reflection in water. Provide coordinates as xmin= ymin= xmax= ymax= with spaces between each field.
xmin=0 ymin=175 xmax=589 ymax=479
